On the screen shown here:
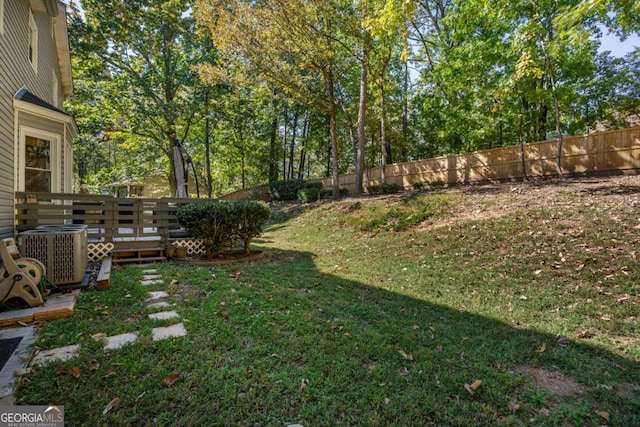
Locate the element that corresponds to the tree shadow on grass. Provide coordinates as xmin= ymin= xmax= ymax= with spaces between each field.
xmin=17 ymin=248 xmax=639 ymax=427
xmin=180 ymin=248 xmax=640 ymax=426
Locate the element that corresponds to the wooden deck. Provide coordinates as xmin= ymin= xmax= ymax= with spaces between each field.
xmin=15 ymin=193 xmax=211 ymax=260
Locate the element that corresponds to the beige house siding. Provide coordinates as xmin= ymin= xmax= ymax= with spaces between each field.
xmin=142 ymin=174 xmax=204 ymax=199
xmin=0 ymin=0 xmax=76 ymax=238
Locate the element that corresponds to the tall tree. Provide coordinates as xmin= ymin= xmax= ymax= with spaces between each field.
xmin=69 ymin=0 xmax=202 ymax=195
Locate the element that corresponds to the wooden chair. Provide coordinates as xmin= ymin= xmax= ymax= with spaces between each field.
xmin=0 ymin=238 xmax=44 ymax=308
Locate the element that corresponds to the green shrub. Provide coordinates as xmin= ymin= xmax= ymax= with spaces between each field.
xmin=320 ymin=187 xmax=348 ymax=199
xmin=302 ymin=181 xmax=323 ymax=190
xmin=413 ymin=181 xmax=426 ymax=191
xmin=176 ymin=201 xmax=233 ymax=254
xmin=230 ymin=201 xmax=271 ymax=254
xmin=176 ymin=200 xmax=271 ymax=255
xmin=248 ymin=188 xmax=266 ymax=201
xmin=298 ymin=188 xmax=321 ymax=203
xmin=367 ymin=183 xmax=403 ymax=194
xmin=430 ymin=179 xmax=445 ymax=187
xmin=367 ymin=185 xmax=382 ymax=195
xmin=269 ymin=179 xmax=305 ymax=201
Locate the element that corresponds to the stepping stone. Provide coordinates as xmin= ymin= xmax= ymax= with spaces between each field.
xmin=152 ymin=323 xmax=187 ymax=341
xmin=0 ymin=326 xmax=36 ymax=399
xmin=146 ymin=291 xmax=169 ymax=301
xmin=142 ymin=275 xmax=162 ymax=280
xmin=141 ymin=269 xmax=158 ymax=274
xmin=148 ymin=310 xmax=179 ymax=321
xmin=104 ymin=332 xmax=139 ymax=351
xmin=141 ymin=279 xmax=165 ymax=286
xmin=147 ymin=301 xmax=172 ymax=310
xmin=32 ymin=344 xmax=80 ymax=365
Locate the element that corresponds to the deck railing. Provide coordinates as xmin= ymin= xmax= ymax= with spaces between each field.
xmin=15 ymin=192 xmax=216 ymax=260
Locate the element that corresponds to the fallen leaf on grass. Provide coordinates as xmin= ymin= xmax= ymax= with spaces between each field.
xmin=102 ymin=369 xmax=116 ymax=379
xmin=464 ymin=379 xmax=482 ymax=395
xmin=577 ymin=330 xmax=595 ymax=339
xmin=54 ymin=366 xmax=67 ymax=376
xmin=103 ymin=398 xmax=120 ymax=415
xmin=13 ymin=368 xmax=31 ymax=377
xmin=532 ymin=343 xmax=546 ymax=353
xmin=508 ymin=401 xmax=521 ymax=412
xmin=556 ymin=335 xmax=571 ymax=346
xmin=595 ymin=409 xmax=610 ymax=421
xmin=411 ymin=324 xmax=420 ymax=330
xmin=300 ymin=378 xmax=309 ymax=390
xmin=384 ymin=397 xmax=390 ymax=405
xmin=69 ymin=367 xmax=81 ymax=379
xmin=162 ymin=373 xmax=180 ymax=387
xmin=135 ymin=392 xmax=146 ymax=404
xmin=87 ymin=360 xmax=100 ymax=371
xmin=617 ymin=294 xmax=630 ymax=303
xmin=90 ymin=333 xmax=107 ymax=341
xmin=399 ymin=367 xmax=410 ymax=376
xmin=398 ymin=350 xmax=414 ymax=361
xmin=17 ymin=321 xmax=30 ymax=327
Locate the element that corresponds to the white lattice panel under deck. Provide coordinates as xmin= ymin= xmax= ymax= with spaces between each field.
xmin=89 ymin=243 xmax=114 ymax=261
xmin=172 ymin=239 xmax=205 ymax=255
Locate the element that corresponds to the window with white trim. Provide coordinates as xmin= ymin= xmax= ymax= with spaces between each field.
xmin=18 ymin=128 xmax=60 ymax=193
xmin=25 ymin=136 xmax=52 ymax=192
xmin=29 ymin=8 xmax=38 ymax=72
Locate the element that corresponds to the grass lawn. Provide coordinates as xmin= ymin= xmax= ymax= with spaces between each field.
xmin=15 ymin=177 xmax=640 ymax=426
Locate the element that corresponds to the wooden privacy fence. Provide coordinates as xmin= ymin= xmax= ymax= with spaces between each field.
xmin=15 ymin=193 xmax=218 ymax=261
xmin=320 ymin=127 xmax=640 ymax=192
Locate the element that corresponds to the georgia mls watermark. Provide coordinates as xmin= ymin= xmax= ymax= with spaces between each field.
xmin=0 ymin=405 xmax=64 ymax=427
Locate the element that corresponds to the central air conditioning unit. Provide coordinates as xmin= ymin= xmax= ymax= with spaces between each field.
xmin=19 ymin=228 xmax=88 ymax=284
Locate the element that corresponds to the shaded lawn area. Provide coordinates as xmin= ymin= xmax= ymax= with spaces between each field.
xmin=16 ymin=187 xmax=640 ymax=426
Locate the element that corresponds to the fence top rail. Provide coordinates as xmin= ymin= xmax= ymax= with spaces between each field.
xmin=15 ymin=192 xmax=219 ymax=203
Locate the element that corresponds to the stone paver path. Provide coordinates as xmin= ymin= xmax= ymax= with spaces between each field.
xmin=30 ymin=267 xmax=189 ymax=371
xmin=104 ymin=332 xmax=139 ymax=351
xmin=32 ymin=344 xmax=80 ymax=365
xmin=148 ymin=310 xmax=180 ymax=321
xmin=152 ymin=323 xmax=187 ymax=341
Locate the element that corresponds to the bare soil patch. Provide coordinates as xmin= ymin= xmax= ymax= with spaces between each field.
xmin=516 ymin=365 xmax=587 ymax=397
xmin=414 ymin=175 xmax=640 ymax=230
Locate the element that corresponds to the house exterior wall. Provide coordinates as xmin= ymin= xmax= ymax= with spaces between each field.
xmin=0 ymin=0 xmax=74 ymax=238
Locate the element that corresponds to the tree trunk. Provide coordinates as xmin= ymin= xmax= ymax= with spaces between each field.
xmin=282 ymin=105 xmax=288 ymax=180
xmin=298 ymin=115 xmax=309 ymax=180
xmin=288 ymin=105 xmax=299 ymax=180
xmin=204 ymin=90 xmax=213 ymax=198
xmin=354 ymin=35 xmax=370 ymax=195
xmin=540 ymin=38 xmax=563 ymax=178
xmin=268 ymin=95 xmax=279 ymax=182
xmin=518 ymin=101 xmax=528 ymax=180
xmin=402 ymin=59 xmax=409 ymax=148
xmin=326 ymin=56 xmax=340 ymax=200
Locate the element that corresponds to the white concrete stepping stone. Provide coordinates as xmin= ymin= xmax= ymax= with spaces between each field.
xmin=142 ymin=275 xmax=162 ymax=280
xmin=141 ymin=269 xmax=158 ymax=274
xmin=148 ymin=310 xmax=179 ymax=321
xmin=0 ymin=326 xmax=36 ymax=399
xmin=152 ymin=323 xmax=187 ymax=341
xmin=141 ymin=279 xmax=165 ymax=286
xmin=147 ymin=291 xmax=169 ymax=301
xmin=104 ymin=332 xmax=139 ymax=351
xmin=32 ymin=344 xmax=80 ymax=365
xmin=147 ymin=301 xmax=172 ymax=310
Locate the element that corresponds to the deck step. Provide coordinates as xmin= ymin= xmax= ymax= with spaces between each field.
xmin=112 ymin=248 xmax=166 ymax=264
